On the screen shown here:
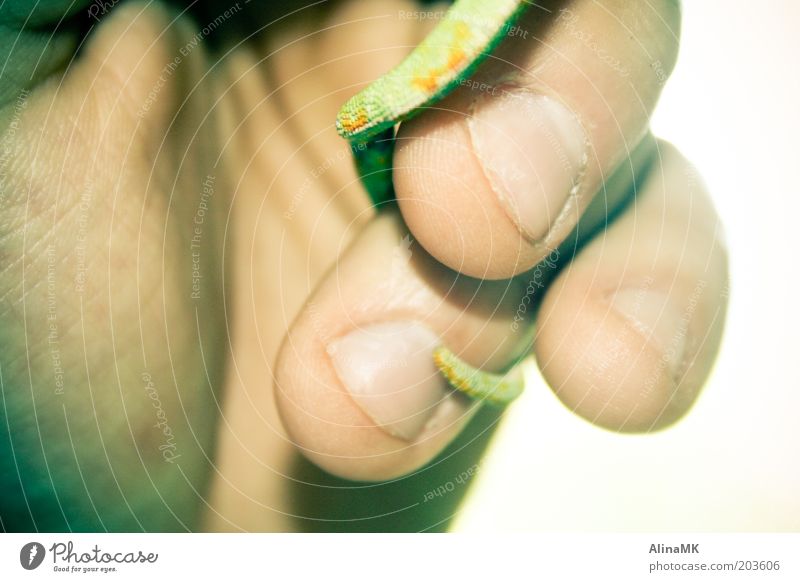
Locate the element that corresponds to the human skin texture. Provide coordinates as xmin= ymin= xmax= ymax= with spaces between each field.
xmin=0 ymin=0 xmax=727 ymax=532
xmin=337 ymin=0 xmax=530 ymax=405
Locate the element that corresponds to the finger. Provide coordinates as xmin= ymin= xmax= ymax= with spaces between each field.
xmin=274 ymin=211 xmax=531 ymax=481
xmin=535 ymin=140 xmax=728 ymax=431
xmin=393 ymin=0 xmax=681 ymax=278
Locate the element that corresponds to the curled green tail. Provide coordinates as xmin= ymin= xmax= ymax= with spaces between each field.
xmin=433 ymin=346 xmax=525 ymax=407
xmin=336 ymin=0 xmax=527 ymax=141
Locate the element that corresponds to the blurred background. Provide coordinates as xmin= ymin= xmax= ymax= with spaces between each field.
xmin=456 ymin=0 xmax=800 ymax=531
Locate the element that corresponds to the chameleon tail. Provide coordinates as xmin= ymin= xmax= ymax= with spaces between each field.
xmin=351 ymin=128 xmax=396 ymax=206
xmin=433 ymin=346 xmax=525 ymax=407
xmin=336 ymin=0 xmax=527 ymax=141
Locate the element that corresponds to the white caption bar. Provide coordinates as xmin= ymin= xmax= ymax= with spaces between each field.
xmin=1 ymin=533 xmax=798 ymax=581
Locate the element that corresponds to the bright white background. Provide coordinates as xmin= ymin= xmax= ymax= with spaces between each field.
xmin=456 ymin=0 xmax=800 ymax=531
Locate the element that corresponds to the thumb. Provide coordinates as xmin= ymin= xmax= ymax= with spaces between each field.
xmin=393 ymin=0 xmax=681 ymax=278
xmin=274 ymin=211 xmax=532 ymax=481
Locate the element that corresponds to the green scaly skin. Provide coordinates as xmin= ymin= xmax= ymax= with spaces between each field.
xmin=335 ymin=0 xmax=531 ymax=406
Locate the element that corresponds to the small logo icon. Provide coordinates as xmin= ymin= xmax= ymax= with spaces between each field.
xmin=20 ymin=542 xmax=45 ymax=570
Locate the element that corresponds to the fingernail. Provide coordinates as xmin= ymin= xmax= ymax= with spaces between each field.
xmin=469 ymin=90 xmax=587 ymax=242
xmin=610 ymin=288 xmax=688 ymax=375
xmin=327 ymin=321 xmax=452 ymax=441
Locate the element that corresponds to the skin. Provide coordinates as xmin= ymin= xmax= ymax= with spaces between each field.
xmin=338 ymin=0 xmax=531 ymax=404
xmin=0 ymin=0 xmax=728 ymax=532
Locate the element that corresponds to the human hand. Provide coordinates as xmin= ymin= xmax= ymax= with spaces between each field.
xmin=0 ymin=0 xmax=727 ymax=532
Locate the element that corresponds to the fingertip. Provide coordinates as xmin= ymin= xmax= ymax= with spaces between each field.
xmin=393 ymin=102 xmax=543 ymax=280
xmin=534 ymin=273 xmax=705 ymax=432
xmin=391 ymin=0 xmax=683 ymax=281
xmin=533 ymin=141 xmax=728 ymax=433
xmin=273 ymin=213 xmax=527 ymax=481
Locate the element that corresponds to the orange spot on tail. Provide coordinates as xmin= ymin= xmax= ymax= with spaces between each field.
xmin=446 ymin=48 xmax=466 ymax=71
xmin=412 ymin=74 xmax=440 ymax=93
xmin=340 ymin=108 xmax=369 ymax=133
xmin=411 ymin=23 xmax=471 ymax=93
